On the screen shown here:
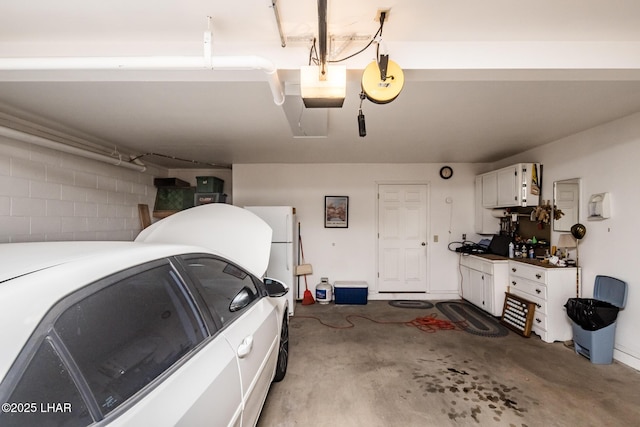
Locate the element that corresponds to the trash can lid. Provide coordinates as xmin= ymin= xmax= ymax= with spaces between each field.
xmin=594 ymin=275 xmax=628 ymax=309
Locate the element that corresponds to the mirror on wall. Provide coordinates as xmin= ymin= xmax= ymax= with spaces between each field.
xmin=553 ymin=178 xmax=580 ymax=231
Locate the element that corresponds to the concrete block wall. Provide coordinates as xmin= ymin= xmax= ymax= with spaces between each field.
xmin=0 ymin=135 xmax=161 ymax=243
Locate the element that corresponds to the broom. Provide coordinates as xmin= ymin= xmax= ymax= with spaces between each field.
xmin=302 ymin=275 xmax=315 ymax=305
xmin=299 ymin=234 xmax=315 ymax=305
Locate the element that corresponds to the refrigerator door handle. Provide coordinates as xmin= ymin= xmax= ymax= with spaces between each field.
xmin=286 ymin=213 xmax=292 ymax=243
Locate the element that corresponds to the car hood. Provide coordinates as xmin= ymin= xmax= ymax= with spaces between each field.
xmin=136 ymin=204 xmax=272 ymax=278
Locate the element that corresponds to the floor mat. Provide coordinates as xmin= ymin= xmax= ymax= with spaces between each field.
xmin=388 ymin=300 xmax=434 ymax=309
xmin=436 ymin=301 xmax=510 ymax=337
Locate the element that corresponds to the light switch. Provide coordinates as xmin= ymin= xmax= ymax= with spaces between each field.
xmin=434 ymin=235 xmax=439 ymax=243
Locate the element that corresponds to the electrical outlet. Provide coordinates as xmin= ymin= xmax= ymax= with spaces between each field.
xmin=375 ymin=9 xmax=390 ymax=22
xmin=462 ymin=233 xmax=467 ymax=241
xmin=434 ymin=235 xmax=439 ymax=243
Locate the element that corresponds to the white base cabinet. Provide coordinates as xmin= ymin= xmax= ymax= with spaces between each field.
xmin=508 ymin=261 xmax=580 ymax=343
xmin=459 ymin=255 xmax=509 ymax=317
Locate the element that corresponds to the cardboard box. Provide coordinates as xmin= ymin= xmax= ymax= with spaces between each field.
xmin=153 ymin=177 xmax=190 ymax=188
xmin=334 ymin=281 xmax=368 ymax=305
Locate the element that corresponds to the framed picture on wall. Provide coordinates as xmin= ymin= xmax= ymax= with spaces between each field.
xmin=325 ymin=196 xmax=349 ymax=228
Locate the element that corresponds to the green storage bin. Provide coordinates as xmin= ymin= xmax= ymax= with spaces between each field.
xmin=154 ymin=187 xmax=195 ymax=211
xmin=195 ymin=193 xmax=227 ymax=205
xmin=196 ymin=176 xmax=224 ymax=193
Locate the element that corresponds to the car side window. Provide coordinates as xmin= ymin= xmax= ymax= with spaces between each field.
xmin=54 ymin=263 xmax=205 ymax=417
xmin=182 ymin=257 xmax=260 ymax=325
xmin=0 ymin=338 xmax=92 ymax=427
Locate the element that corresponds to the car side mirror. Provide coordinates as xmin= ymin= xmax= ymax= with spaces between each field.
xmin=264 ymin=277 xmax=289 ymax=297
xmin=229 ymin=287 xmax=254 ymax=312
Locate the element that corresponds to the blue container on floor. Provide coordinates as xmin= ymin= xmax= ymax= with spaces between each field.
xmin=568 ymin=275 xmax=627 ymax=364
xmin=334 ymin=281 xmax=368 ymax=305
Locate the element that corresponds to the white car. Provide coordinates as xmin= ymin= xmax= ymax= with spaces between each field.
xmin=0 ymin=204 xmax=289 ymax=427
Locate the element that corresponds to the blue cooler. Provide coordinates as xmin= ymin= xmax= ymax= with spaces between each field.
xmin=334 ymin=281 xmax=368 ymax=305
xmin=566 ymin=275 xmax=628 ymax=364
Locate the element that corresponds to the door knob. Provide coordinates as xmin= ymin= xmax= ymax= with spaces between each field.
xmin=421 ymin=242 xmax=426 ymax=246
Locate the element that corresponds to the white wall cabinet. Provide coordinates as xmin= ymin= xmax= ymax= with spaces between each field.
xmin=497 ymin=165 xmax=519 ymax=206
xmin=508 ymin=261 xmax=579 ymax=343
xmin=474 ymin=176 xmax=499 ymax=234
xmin=459 ymin=255 xmax=509 ymax=316
xmin=481 ymin=172 xmax=498 ymax=207
xmin=480 ymin=163 xmax=541 ymax=208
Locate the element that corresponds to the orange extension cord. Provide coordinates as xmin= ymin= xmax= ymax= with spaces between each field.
xmin=294 ymin=313 xmax=459 ymax=333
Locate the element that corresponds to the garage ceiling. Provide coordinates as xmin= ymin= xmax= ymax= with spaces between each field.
xmin=2 ymin=0 xmax=640 ymax=168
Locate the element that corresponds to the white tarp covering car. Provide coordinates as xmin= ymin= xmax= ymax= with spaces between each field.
xmin=0 ymin=204 xmax=289 ymax=427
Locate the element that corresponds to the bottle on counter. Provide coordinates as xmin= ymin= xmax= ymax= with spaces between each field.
xmin=508 ymin=242 xmax=514 ymax=258
xmin=529 ymin=246 xmax=535 ymax=259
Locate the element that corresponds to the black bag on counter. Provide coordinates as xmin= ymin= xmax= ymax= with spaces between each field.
xmin=565 ymin=298 xmax=620 ymax=331
xmin=488 ymin=234 xmax=510 ymax=257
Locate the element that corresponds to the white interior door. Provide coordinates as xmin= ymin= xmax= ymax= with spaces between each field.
xmin=554 ymin=182 xmax=579 ymax=231
xmin=378 ymin=184 xmax=428 ymax=293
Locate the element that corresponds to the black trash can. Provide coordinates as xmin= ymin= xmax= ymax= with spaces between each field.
xmin=565 ymin=275 xmax=627 ymax=364
xmin=565 ymin=298 xmax=620 ymax=331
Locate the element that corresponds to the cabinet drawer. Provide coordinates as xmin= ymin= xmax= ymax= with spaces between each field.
xmin=509 ymin=263 xmax=547 ymax=283
xmin=460 ymin=256 xmax=494 ymax=274
xmin=510 ymin=277 xmax=547 ymax=300
xmin=511 ymin=289 xmax=547 ymax=315
xmin=532 ymin=312 xmax=548 ymax=332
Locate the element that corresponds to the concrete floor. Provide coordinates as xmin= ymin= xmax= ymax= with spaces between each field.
xmin=258 ymin=300 xmax=640 ymax=427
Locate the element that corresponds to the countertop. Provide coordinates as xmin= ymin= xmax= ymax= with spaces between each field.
xmin=465 ymin=253 xmax=507 ymax=262
xmin=471 ymin=253 xmax=575 ymax=269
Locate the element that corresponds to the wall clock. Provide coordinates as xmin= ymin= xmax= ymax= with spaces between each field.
xmin=439 ymin=166 xmax=453 ymax=180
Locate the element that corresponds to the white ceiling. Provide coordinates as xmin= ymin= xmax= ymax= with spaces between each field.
xmin=2 ymin=0 xmax=640 ymax=169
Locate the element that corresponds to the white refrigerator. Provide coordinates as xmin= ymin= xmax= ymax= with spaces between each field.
xmin=245 ymin=206 xmax=297 ymax=316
